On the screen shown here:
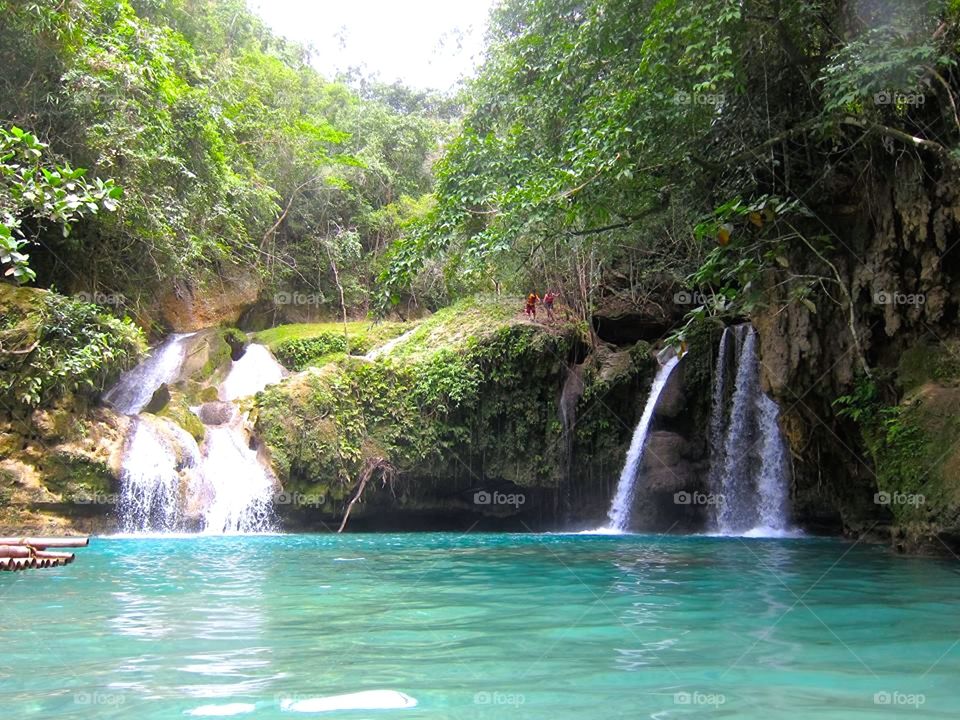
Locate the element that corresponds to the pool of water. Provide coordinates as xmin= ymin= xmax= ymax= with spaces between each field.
xmin=1 ymin=533 xmax=958 ymax=718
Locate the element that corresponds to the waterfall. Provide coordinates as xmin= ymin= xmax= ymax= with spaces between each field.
xmin=219 ymin=343 xmax=286 ymax=401
xmin=606 ymin=353 xmax=682 ymax=531
xmin=200 ymin=425 xmax=277 ymax=533
xmin=103 ymin=333 xmax=196 ymax=414
xmin=755 ymin=393 xmax=790 ymax=531
xmin=717 ymin=327 xmax=761 ymax=531
xmin=710 ymin=324 xmax=792 ymax=535
xmin=108 ymin=333 xmax=281 ymax=534
xmin=117 ymin=418 xmax=200 ymax=533
xmin=705 ymin=327 xmax=734 ymax=522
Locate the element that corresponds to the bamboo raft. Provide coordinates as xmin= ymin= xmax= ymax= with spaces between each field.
xmin=0 ymin=537 xmax=88 ymax=572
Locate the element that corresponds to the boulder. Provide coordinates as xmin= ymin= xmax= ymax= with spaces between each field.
xmin=197 ymin=402 xmax=236 ymax=426
xmin=144 ymin=383 xmax=171 ymax=414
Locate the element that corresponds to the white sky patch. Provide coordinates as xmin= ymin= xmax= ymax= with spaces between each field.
xmin=246 ymin=0 xmax=496 ymax=91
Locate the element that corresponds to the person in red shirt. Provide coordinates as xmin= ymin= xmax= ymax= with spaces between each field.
xmin=542 ymin=290 xmax=556 ymax=321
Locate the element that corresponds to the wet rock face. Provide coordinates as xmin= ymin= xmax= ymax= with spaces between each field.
xmin=628 ymin=431 xmax=709 ymax=532
xmin=0 ymin=407 xmax=132 ymax=535
xmin=225 ymin=332 xmax=248 ymax=361
xmin=654 ymin=360 xmax=685 ymax=419
xmin=144 ymin=384 xmax=171 ymax=414
xmin=749 ymin=156 xmax=960 ymax=550
xmin=159 ymin=264 xmax=260 ymax=332
xmin=616 ymin=345 xmax=713 ymax=533
xmin=592 ymin=313 xmax=673 ymax=345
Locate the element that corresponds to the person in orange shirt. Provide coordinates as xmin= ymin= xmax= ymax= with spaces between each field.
xmin=524 ymin=292 xmax=539 ymax=319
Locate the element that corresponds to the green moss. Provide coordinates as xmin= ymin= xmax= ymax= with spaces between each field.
xmin=254 ymin=320 xmax=409 ymax=356
xmin=388 ymin=295 xmax=521 ymax=362
xmin=42 ymin=452 xmax=114 ymax=501
xmin=274 ymin=334 xmax=350 ymax=370
xmin=838 ymin=368 xmax=960 ymax=528
xmin=195 ymin=333 xmax=233 ymax=382
xmin=898 ymin=339 xmax=960 ymax=393
xmin=223 ymin=327 xmax=247 ymax=346
xmin=866 ymin=393 xmax=960 ymax=525
xmin=255 ymin=300 xmax=590 ymax=500
xmin=155 ymin=391 xmax=206 ymax=443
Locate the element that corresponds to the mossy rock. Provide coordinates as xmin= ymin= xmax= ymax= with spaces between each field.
xmin=179 ymin=329 xmax=234 ymax=384
xmin=254 ymin=296 xmax=637 ymax=515
xmin=41 ymin=451 xmax=115 ymax=501
xmin=154 ymin=391 xmax=205 ymax=443
xmin=869 ymin=384 xmax=960 ymax=528
xmin=897 ymin=339 xmax=960 ymax=393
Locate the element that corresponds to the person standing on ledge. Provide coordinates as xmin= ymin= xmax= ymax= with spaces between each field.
xmin=542 ymin=290 xmax=556 ymax=321
xmin=525 ymin=292 xmax=540 ymax=319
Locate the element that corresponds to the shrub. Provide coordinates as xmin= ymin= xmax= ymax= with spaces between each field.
xmin=274 ymin=334 xmax=349 ymax=370
xmin=0 ymin=286 xmax=145 ymax=408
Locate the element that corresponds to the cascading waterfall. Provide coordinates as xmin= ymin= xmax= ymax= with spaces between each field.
xmin=201 ymin=425 xmax=277 ymax=533
xmin=717 ymin=326 xmax=761 ymax=530
xmin=711 ymin=324 xmax=792 ymax=535
xmin=705 ymin=326 xmax=735 ymax=526
xmin=606 ymin=353 xmax=681 ymax=531
xmin=103 ymin=333 xmax=196 ymax=414
xmin=197 ymin=343 xmax=283 ymax=532
xmin=109 ymin=336 xmax=282 ymax=534
xmin=117 ymin=418 xmax=200 ymax=533
xmin=219 ymin=343 xmax=286 ymax=401
xmin=754 ymin=392 xmax=790 ymax=529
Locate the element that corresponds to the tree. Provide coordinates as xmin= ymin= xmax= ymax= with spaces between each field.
xmin=0 ymin=126 xmax=120 ymax=282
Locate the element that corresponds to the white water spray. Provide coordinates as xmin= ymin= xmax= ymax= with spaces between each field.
xmin=117 ymin=419 xmax=200 ymax=533
xmin=200 ymin=425 xmax=277 ymax=534
xmin=711 ymin=325 xmax=793 ymax=535
xmin=705 ymin=327 xmax=734 ymax=524
xmin=104 ymin=333 xmax=195 ymax=414
xmin=110 ymin=334 xmax=282 ymax=534
xmin=219 ymin=343 xmax=286 ymax=401
xmin=755 ymin=393 xmax=790 ymax=532
xmin=606 ymin=353 xmax=681 ymax=531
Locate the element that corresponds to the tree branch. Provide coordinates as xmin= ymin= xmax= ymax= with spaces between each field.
xmin=840 ymin=117 xmax=954 ymax=162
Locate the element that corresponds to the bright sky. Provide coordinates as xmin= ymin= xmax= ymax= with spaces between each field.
xmin=247 ymin=0 xmax=496 ymax=91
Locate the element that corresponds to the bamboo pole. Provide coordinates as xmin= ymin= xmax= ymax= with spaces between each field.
xmin=4 ymin=557 xmax=36 ymax=570
xmin=0 ymin=555 xmax=73 ymax=570
xmin=0 ymin=537 xmax=86 ymax=570
xmin=0 ymin=537 xmax=89 ymax=549
xmin=34 ymin=550 xmax=75 ymax=563
xmin=0 ymin=545 xmax=33 ymax=558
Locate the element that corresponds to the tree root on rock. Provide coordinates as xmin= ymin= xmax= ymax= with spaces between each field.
xmin=337 ymin=457 xmax=397 ymax=533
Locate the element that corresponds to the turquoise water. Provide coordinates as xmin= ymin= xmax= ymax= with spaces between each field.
xmin=1 ymin=533 xmax=959 ymax=718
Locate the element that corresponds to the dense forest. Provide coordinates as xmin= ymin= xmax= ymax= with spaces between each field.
xmin=2 ymin=0 xmax=960 ymax=551
xmin=6 ymin=3 xmax=960 ymax=717
xmin=0 ymin=0 xmax=452 ymax=318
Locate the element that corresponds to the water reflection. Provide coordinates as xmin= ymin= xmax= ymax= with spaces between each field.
xmin=108 ymin=539 xmax=278 ymax=700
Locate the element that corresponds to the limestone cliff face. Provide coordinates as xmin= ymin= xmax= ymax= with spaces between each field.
xmin=158 ymin=264 xmax=260 ymax=332
xmin=0 ymin=407 xmax=131 ymax=535
xmin=751 ymin=156 xmax=960 ymax=552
